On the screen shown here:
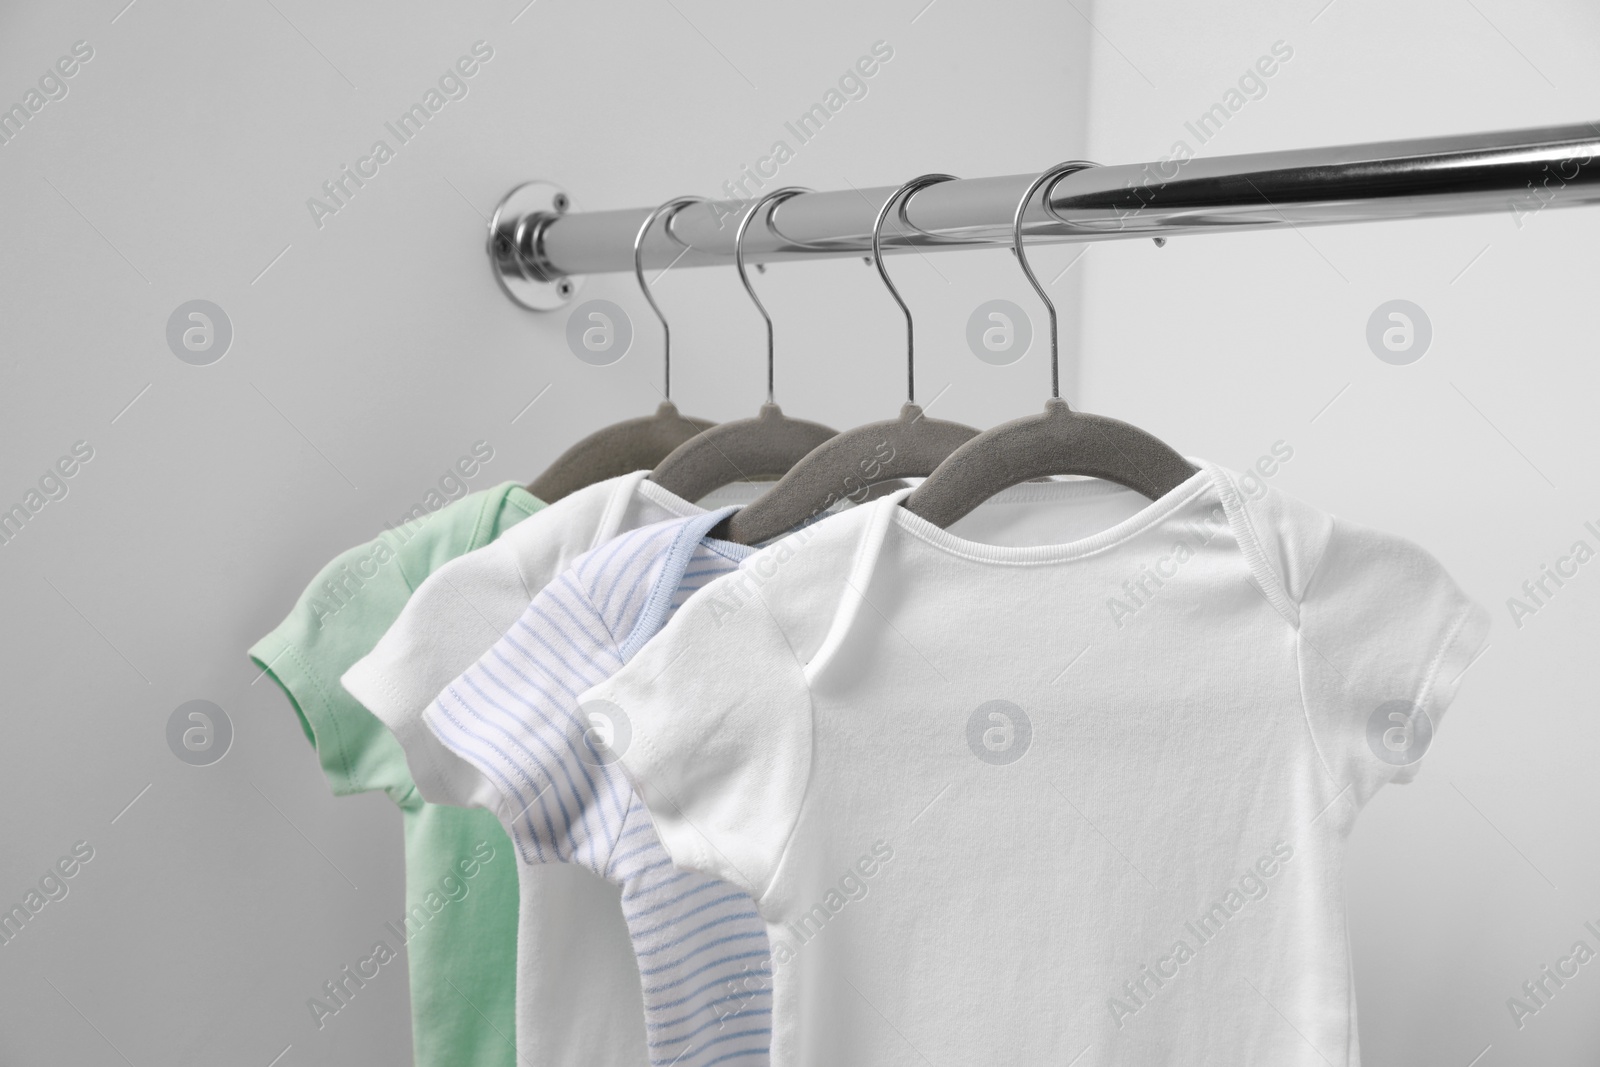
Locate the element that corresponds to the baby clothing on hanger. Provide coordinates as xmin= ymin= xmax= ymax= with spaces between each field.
xmin=248 ymin=481 xmax=541 ymax=1067
xmin=582 ymin=467 xmax=1491 ymax=1067
xmin=343 ymin=470 xmax=763 ymax=788
xmin=346 ymin=476 xmax=1133 ymax=1065
xmin=341 ymin=471 xmax=769 ymax=1067
xmin=419 ymin=509 xmax=770 ymax=1067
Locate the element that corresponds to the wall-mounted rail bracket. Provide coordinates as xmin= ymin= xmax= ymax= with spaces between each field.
xmin=488 ymin=181 xmax=581 ymax=311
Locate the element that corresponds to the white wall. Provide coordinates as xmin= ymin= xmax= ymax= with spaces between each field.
xmin=0 ymin=1 xmax=1091 ymax=1063
xmin=1078 ymin=2 xmax=1600 ymax=1064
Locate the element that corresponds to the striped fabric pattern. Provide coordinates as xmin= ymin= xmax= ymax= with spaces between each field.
xmin=426 ymin=517 xmax=772 ymax=1067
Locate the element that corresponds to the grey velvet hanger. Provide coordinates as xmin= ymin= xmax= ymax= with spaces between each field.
xmin=648 ymin=187 xmax=836 ymax=502
xmin=526 ymin=196 xmax=716 ymax=503
xmin=902 ymin=161 xmax=1198 ymax=528
xmin=720 ymin=174 xmax=979 ymax=545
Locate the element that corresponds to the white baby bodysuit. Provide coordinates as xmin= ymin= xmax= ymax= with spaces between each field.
xmin=344 ymin=472 xmax=766 ymax=802
xmin=584 ymin=466 xmax=1491 ymax=1067
xmin=342 ymin=471 xmax=764 ymax=1067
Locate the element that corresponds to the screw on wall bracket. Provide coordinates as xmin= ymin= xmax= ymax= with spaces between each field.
xmin=488 ymin=181 xmax=583 ymax=311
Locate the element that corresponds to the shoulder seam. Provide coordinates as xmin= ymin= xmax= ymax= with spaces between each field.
xmin=1416 ymin=601 xmax=1478 ymax=715
xmin=566 ymin=575 xmax=633 ymax=879
xmin=1213 ymin=467 xmax=1301 ymax=629
xmin=805 ymin=500 xmax=895 ymax=685
xmin=620 ymin=524 xmax=705 ymax=662
xmin=749 ymin=586 xmax=818 ymax=909
xmin=1289 ymin=512 xmax=1358 ymax=798
xmin=563 ymin=569 xmax=622 ymax=660
xmin=467 ymin=487 xmax=499 ymax=553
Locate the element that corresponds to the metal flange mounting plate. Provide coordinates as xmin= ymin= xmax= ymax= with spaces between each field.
xmin=488 ymin=181 xmax=583 ymax=311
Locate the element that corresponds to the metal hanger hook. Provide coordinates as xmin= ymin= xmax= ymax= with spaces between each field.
xmin=1010 ymin=160 xmax=1100 ymax=400
xmin=735 ymin=186 xmax=810 ymax=405
xmin=633 ymin=195 xmax=706 ymax=401
xmin=872 ymin=173 xmax=958 ymax=407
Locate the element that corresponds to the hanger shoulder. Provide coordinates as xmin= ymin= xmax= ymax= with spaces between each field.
xmin=648 ymin=402 xmax=836 ymax=504
xmin=902 ymin=399 xmax=1198 ymax=528
xmin=724 ymin=404 xmax=978 ymax=544
xmin=529 ymin=401 xmax=714 ymax=504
